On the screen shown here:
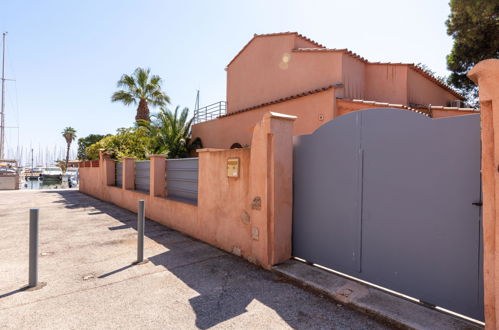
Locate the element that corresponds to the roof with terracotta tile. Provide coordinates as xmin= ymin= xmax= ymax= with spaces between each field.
xmin=293 ymin=47 xmax=369 ymax=63
xmin=337 ymin=97 xmax=429 ymax=116
xmin=219 ymin=84 xmax=339 ymax=118
xmin=407 ymin=65 xmax=464 ymax=100
xmin=215 ymin=87 xmax=473 ymax=121
xmin=227 ymin=32 xmax=464 ymax=100
xmin=218 ymin=90 xmax=432 ymax=120
xmin=419 ymin=105 xmax=478 ymax=112
xmin=294 ymin=49 xmax=463 ymax=100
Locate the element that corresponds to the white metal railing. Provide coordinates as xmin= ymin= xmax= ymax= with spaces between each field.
xmin=193 ymin=101 xmax=226 ymax=124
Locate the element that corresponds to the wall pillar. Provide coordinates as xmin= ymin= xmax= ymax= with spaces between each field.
xmin=150 ymin=154 xmax=167 ymax=197
xmin=249 ymin=112 xmax=296 ymax=269
xmin=104 ymin=159 xmax=115 ymax=186
xmin=99 ymin=150 xmax=115 ymax=186
xmin=331 ymin=83 xmax=343 ymax=119
xmin=122 ymin=157 xmax=135 ymax=190
xmin=468 ymin=59 xmax=499 ymax=329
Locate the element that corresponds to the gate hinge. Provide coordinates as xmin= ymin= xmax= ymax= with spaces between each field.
xmin=472 ymin=202 xmax=483 ymax=206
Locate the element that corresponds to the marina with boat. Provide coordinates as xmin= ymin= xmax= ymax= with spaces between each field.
xmin=0 ymin=159 xmax=19 ymax=189
xmin=0 ymin=33 xmax=79 ymax=191
xmin=0 ymin=159 xmax=79 ymax=190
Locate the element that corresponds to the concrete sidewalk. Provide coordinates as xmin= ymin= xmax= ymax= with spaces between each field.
xmin=0 ymin=190 xmax=391 ymax=329
xmin=273 ymin=260 xmax=482 ymax=330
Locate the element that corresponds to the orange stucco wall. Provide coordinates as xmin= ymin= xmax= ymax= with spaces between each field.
xmin=226 ymin=33 xmax=463 ymax=114
xmin=335 ymin=99 xmax=422 ymax=116
xmin=193 ymin=89 xmax=336 ymax=149
xmin=293 ymin=35 xmax=321 ymax=49
xmin=197 ymin=148 xmax=253 ymax=258
xmin=342 ymin=53 xmax=366 ymax=100
xmin=364 ymin=64 xmax=408 ymax=105
xmin=192 ymin=88 xmax=477 ymax=149
xmin=407 ymin=67 xmax=457 ymax=106
xmin=80 ymin=169 xmax=199 ymax=236
xmin=227 ymin=34 xmax=343 ymax=112
xmin=80 ymin=113 xmax=296 ymax=269
xmin=217 ymin=33 xmax=470 ymax=150
xmin=468 ymin=59 xmax=499 ymax=330
xmin=431 ymin=109 xmax=478 ymax=118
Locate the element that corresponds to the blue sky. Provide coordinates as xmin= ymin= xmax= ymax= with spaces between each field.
xmin=1 ymin=0 xmax=454 ymax=164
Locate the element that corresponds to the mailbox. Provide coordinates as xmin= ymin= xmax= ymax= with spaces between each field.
xmin=227 ymin=158 xmax=239 ymax=178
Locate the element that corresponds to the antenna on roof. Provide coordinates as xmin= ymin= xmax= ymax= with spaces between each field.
xmin=193 ymin=89 xmax=200 ymax=124
xmin=194 ymin=89 xmax=200 ymax=111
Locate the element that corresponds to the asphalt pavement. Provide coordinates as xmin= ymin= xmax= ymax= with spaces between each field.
xmin=0 ymin=189 xmax=392 ymax=329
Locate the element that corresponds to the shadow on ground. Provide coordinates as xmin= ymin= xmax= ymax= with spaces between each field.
xmin=42 ymin=190 xmax=385 ymax=329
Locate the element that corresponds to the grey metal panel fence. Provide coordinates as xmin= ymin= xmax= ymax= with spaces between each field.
xmin=293 ymin=109 xmax=483 ymax=321
xmin=115 ymin=162 xmax=123 ymax=187
xmin=135 ymin=161 xmax=150 ymax=193
xmin=167 ymin=158 xmax=198 ymax=204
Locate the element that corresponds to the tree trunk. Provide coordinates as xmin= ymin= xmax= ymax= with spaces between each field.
xmin=65 ymin=143 xmax=70 ymax=173
xmin=136 ymin=99 xmax=150 ymax=121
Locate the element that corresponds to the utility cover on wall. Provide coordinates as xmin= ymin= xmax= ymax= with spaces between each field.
xmin=227 ymin=157 xmax=240 ymax=178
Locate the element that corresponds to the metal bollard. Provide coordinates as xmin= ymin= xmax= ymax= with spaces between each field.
xmin=29 ymin=208 xmax=39 ymax=288
xmin=137 ymin=200 xmax=145 ymax=263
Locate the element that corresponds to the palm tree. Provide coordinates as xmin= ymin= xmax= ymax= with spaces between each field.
xmin=111 ymin=67 xmax=170 ymax=121
xmin=55 ymin=159 xmax=67 ymax=173
xmin=139 ymin=106 xmax=193 ymax=158
xmin=62 ymin=127 xmax=77 ymax=172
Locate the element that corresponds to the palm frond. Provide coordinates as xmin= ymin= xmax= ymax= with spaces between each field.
xmin=62 ymin=127 xmax=77 ymax=144
xmin=135 ymin=67 xmax=151 ymax=91
xmin=112 ymin=67 xmax=170 ymax=121
xmin=142 ymin=106 xmax=194 ymax=158
xmin=111 ymin=90 xmax=136 ymax=105
xmin=149 ymin=75 xmax=162 ymax=86
xmin=116 ymin=74 xmax=136 ymax=89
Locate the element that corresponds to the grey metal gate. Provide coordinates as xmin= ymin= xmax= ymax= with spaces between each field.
xmin=115 ymin=162 xmax=123 ymax=187
xmin=293 ymin=109 xmax=483 ymax=321
xmin=135 ymin=161 xmax=150 ymax=193
xmin=166 ymin=158 xmax=198 ymax=204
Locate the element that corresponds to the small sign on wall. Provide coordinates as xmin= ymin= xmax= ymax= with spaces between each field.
xmin=227 ymin=157 xmax=240 ymax=178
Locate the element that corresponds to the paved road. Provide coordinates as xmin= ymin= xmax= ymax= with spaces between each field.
xmin=0 ymin=190 xmax=392 ymax=329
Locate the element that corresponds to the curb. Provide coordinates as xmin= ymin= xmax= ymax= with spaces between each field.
xmin=272 ymin=260 xmax=483 ymax=330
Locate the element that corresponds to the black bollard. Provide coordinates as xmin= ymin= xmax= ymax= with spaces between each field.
xmin=137 ymin=200 xmax=145 ymax=263
xmin=29 ymin=209 xmax=39 ymax=288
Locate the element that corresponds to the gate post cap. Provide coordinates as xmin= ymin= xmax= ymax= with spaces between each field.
xmin=468 ymin=59 xmax=499 ymax=84
xmin=468 ymin=59 xmax=499 ymax=103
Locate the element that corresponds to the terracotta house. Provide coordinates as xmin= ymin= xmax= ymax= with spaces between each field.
xmin=192 ymin=32 xmax=477 ymax=149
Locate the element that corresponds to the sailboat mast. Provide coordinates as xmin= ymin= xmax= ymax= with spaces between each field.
xmin=0 ymin=32 xmax=7 ymax=159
